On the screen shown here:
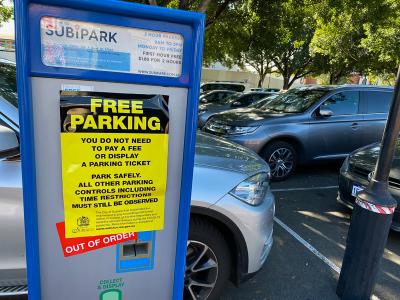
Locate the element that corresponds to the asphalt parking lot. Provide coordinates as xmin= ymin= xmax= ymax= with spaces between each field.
xmin=222 ymin=162 xmax=400 ymax=300
xmin=3 ymin=163 xmax=400 ymax=300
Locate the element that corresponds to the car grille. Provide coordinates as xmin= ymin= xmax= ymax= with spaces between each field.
xmin=350 ymin=165 xmax=370 ymax=178
xmin=0 ymin=285 xmax=28 ymax=296
xmin=349 ymin=164 xmax=400 ymax=189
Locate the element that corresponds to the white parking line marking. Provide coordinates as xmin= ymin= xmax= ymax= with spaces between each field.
xmin=274 ymin=217 xmax=341 ymax=274
xmin=271 ymin=186 xmax=338 ymax=192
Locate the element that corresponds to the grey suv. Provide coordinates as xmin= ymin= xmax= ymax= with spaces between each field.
xmin=204 ymin=85 xmax=394 ymax=180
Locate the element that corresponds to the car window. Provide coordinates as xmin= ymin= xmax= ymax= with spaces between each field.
xmin=233 ymin=94 xmax=256 ymax=106
xmin=363 ymin=91 xmax=392 ymax=114
xmin=249 ymin=95 xmax=279 ymax=109
xmin=256 ymin=88 xmax=331 ymax=113
xmin=217 ymin=92 xmax=242 ymax=104
xmin=204 ymin=92 xmax=218 ymax=102
xmin=0 ymin=62 xmax=17 ymax=108
xmin=220 ymin=84 xmax=245 ymax=92
xmin=251 ymin=94 xmax=263 ymax=101
xmin=217 ymin=92 xmax=229 ymax=101
xmin=321 ymin=91 xmax=359 ymax=115
xmin=201 ymin=83 xmax=245 ymax=93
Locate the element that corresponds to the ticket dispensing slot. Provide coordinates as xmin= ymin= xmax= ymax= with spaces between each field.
xmin=122 ymin=242 xmax=150 ymax=258
xmin=116 ymin=231 xmax=155 ymax=273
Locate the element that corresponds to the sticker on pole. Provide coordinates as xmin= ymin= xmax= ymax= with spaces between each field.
xmin=40 ymin=17 xmax=183 ymax=77
xmin=56 ymin=222 xmax=137 ymax=257
xmin=60 ymin=91 xmax=169 ymax=238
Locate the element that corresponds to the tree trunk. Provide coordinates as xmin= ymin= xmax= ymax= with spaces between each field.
xmin=329 ymin=70 xmax=343 ymax=84
xmin=258 ymin=73 xmax=267 ymax=88
xmin=283 ymin=76 xmax=290 ymax=90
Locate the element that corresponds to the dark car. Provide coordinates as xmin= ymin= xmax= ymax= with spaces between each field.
xmin=198 ymin=91 xmax=277 ymax=127
xmin=204 ymin=85 xmax=394 ymax=180
xmin=199 ymin=90 xmax=237 ymax=104
xmin=338 ymin=142 xmax=400 ymax=231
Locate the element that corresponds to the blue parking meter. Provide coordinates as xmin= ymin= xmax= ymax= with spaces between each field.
xmin=14 ymin=0 xmax=204 ymax=299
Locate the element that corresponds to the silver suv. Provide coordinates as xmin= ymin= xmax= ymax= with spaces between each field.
xmin=0 ymin=62 xmax=274 ymax=300
xmin=204 ymin=85 xmax=394 ymax=180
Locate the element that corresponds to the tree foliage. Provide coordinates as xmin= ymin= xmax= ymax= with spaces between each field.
xmin=0 ymin=0 xmax=13 ymax=26
xmin=360 ymin=0 xmax=400 ymax=77
xmin=261 ymin=0 xmax=317 ymax=89
xmin=125 ymin=0 xmax=239 ymax=27
xmin=127 ymin=0 xmax=400 ymax=87
xmin=219 ymin=0 xmax=318 ymax=89
xmin=310 ymin=0 xmax=398 ymax=83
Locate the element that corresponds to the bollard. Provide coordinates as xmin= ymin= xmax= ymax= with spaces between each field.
xmin=336 ymin=181 xmax=396 ymax=299
xmin=337 ymin=68 xmax=400 ymax=299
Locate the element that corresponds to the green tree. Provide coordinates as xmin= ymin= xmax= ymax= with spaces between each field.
xmin=125 ymin=0 xmax=239 ymax=27
xmin=310 ymin=0 xmax=396 ymax=83
xmin=209 ymin=0 xmax=318 ymax=89
xmin=360 ymin=0 xmax=400 ymax=77
xmin=206 ymin=2 xmax=275 ymax=87
xmin=251 ymin=0 xmax=317 ymax=89
xmin=0 ymin=0 xmax=13 ymax=26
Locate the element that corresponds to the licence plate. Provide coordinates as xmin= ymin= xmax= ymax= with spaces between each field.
xmin=351 ymin=184 xmax=364 ymax=197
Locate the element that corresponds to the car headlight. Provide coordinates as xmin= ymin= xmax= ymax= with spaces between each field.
xmin=229 ymin=173 xmax=269 ymax=206
xmin=226 ymin=126 xmax=259 ymax=135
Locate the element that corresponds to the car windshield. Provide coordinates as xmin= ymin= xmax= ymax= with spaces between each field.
xmin=255 ymin=88 xmax=331 ymax=113
xmin=249 ymin=95 xmax=279 ymax=109
xmin=215 ymin=92 xmax=242 ymax=104
xmin=0 ymin=62 xmax=17 ymax=108
xmin=200 ymin=91 xmax=229 ymax=103
xmin=200 ymin=91 xmax=215 ymax=101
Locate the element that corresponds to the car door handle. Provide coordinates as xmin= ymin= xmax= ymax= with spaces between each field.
xmin=351 ymin=122 xmax=359 ymax=129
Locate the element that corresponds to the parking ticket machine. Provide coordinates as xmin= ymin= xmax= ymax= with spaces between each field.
xmin=14 ymin=0 xmax=204 ymax=299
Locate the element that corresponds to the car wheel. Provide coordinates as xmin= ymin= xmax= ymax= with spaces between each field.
xmin=184 ymin=217 xmax=231 ymax=300
xmin=262 ymin=141 xmax=297 ymax=181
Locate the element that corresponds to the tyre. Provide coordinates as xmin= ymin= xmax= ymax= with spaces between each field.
xmin=184 ymin=217 xmax=231 ymax=300
xmin=262 ymin=141 xmax=297 ymax=181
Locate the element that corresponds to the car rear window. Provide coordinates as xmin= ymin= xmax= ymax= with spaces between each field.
xmin=201 ymin=83 xmax=245 ymax=92
xmin=362 ymin=91 xmax=392 ymax=114
xmin=0 ymin=62 xmax=17 ymax=108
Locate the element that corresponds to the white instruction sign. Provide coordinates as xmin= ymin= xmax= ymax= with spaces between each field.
xmin=40 ymin=17 xmax=183 ymax=77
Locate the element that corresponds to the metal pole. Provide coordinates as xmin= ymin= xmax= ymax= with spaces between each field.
xmin=336 ymin=68 xmax=400 ymax=299
xmin=374 ymin=70 xmax=400 ymax=181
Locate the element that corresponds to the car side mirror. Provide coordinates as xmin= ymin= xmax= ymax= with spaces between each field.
xmin=0 ymin=124 xmax=19 ymax=157
xmin=200 ymin=99 xmax=208 ymax=104
xmin=319 ymin=108 xmax=333 ymax=117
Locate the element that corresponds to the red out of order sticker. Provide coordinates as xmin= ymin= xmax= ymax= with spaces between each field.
xmin=56 ymin=222 xmax=137 ymax=257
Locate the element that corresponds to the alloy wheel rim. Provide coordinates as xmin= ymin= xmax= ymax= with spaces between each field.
xmin=268 ymin=147 xmax=294 ymax=178
xmin=184 ymin=240 xmax=218 ymax=300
